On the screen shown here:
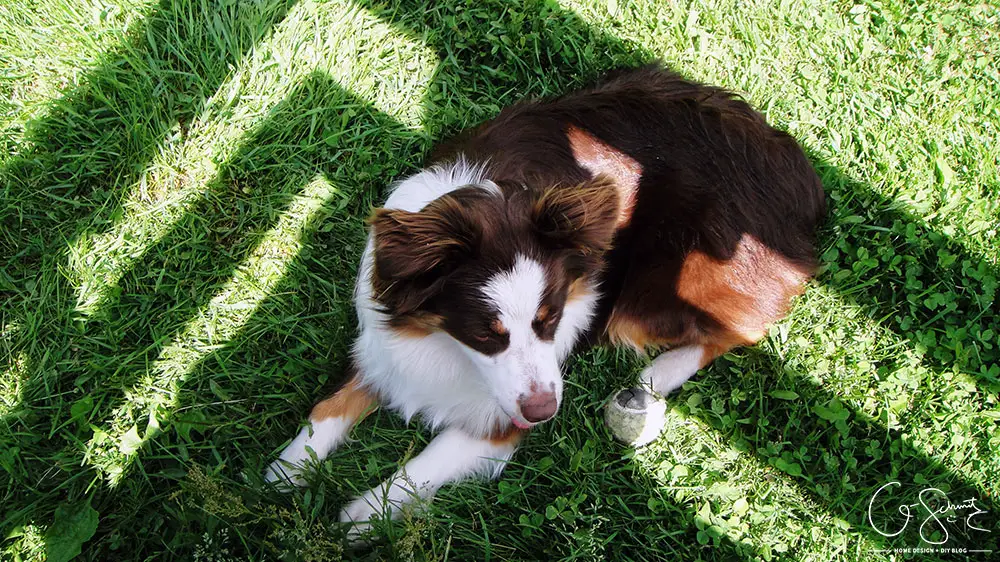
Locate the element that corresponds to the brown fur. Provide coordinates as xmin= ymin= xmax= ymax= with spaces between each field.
xmin=606 ymin=234 xmax=810 ymax=353
xmin=699 ymin=342 xmax=735 ymax=368
xmin=605 ymin=313 xmax=658 ymax=353
xmin=488 ymin=425 xmax=526 ymax=446
xmin=426 ymin=62 xmax=825 ymax=373
xmin=368 ymin=176 xmax=620 ymax=353
xmin=566 ymin=276 xmax=590 ymax=303
xmin=310 ymin=369 xmax=379 ymax=423
xmin=535 ymin=304 xmax=552 ymax=324
xmin=531 ymin=176 xmax=621 ymax=257
xmin=388 ymin=312 xmax=444 ymax=338
xmin=369 ymin=189 xmax=487 ymax=297
xmin=675 ymin=234 xmax=810 ymax=345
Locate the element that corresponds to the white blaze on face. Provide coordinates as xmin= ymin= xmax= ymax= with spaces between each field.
xmin=475 ymin=255 xmax=562 ymax=420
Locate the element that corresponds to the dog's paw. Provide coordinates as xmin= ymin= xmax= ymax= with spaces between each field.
xmin=264 ymin=419 xmax=351 ymax=489
xmin=639 ymin=346 xmax=703 ymax=396
xmin=339 ymin=479 xmax=428 ymax=541
xmin=263 ymin=458 xmax=308 ymax=488
xmin=340 ymin=486 xmax=399 ymax=525
xmin=263 ymin=431 xmax=318 ymax=489
xmin=338 ymin=488 xmax=392 ymax=544
xmin=338 ymin=493 xmax=380 ymax=542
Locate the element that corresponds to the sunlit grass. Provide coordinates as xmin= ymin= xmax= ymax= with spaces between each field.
xmin=68 ymin=0 xmax=437 ymax=322
xmin=0 ymin=348 xmax=27 ymax=418
xmin=0 ymin=0 xmax=155 ymax=153
xmin=636 ymin=404 xmax=874 ymax=560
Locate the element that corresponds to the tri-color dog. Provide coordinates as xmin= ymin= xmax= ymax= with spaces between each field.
xmin=265 ymin=63 xmax=825 ymax=532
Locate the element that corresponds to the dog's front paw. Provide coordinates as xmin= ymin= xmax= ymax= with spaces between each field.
xmin=263 ymin=457 xmax=309 ymax=488
xmin=339 ymin=478 xmax=428 ymax=541
xmin=264 ymin=419 xmax=352 ymax=489
xmin=338 ymin=488 xmax=390 ymax=543
xmin=339 ymin=486 xmax=402 ymax=525
xmin=263 ymin=428 xmax=323 ymax=488
xmin=338 ymin=492 xmax=380 ymax=538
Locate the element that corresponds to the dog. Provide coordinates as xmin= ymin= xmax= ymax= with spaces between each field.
xmin=264 ymin=63 xmax=826 ymax=533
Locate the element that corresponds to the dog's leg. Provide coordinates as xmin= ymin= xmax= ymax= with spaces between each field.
xmin=640 ymin=343 xmax=729 ymax=396
xmin=340 ymin=426 xmax=523 ymax=536
xmin=265 ymin=367 xmax=378 ymax=486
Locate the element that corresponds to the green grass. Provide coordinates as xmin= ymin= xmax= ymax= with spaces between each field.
xmin=1 ymin=0 xmax=998 ymax=560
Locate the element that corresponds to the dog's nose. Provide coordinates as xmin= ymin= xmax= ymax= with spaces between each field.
xmin=518 ymin=392 xmax=558 ymax=423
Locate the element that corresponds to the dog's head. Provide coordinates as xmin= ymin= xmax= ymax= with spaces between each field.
xmin=369 ymin=176 xmax=620 ymax=428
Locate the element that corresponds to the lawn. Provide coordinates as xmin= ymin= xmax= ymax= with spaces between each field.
xmin=1 ymin=0 xmax=998 ymax=560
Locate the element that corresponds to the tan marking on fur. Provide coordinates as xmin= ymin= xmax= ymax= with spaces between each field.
xmin=566 ymin=126 xmax=641 ymax=227
xmin=388 ymin=313 xmax=443 ymax=338
xmin=535 ymin=304 xmax=551 ymax=324
xmin=676 ymin=234 xmax=809 ymax=344
xmin=699 ymin=342 xmax=735 ymax=368
xmin=491 ymin=318 xmax=509 ymax=336
xmin=310 ymin=378 xmax=379 ymax=423
xmin=605 ymin=313 xmax=659 ymax=353
xmin=488 ymin=425 xmax=527 ymax=446
xmin=567 ymin=276 xmax=589 ymax=303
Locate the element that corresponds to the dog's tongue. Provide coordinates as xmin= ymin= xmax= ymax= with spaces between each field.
xmin=511 ymin=417 xmax=533 ymax=430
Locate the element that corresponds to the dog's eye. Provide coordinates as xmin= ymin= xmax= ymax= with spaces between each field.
xmin=473 ymin=333 xmax=491 ymax=342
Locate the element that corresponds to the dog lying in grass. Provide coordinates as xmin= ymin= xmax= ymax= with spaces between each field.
xmin=265 ymin=62 xmax=825 ymax=535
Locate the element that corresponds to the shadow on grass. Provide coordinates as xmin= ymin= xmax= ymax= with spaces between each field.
xmin=1 ymin=1 xmax=306 ymax=552
xmin=0 ymin=0 xmax=299 ymax=382
xmin=0 ymin=0 xmax=996 ymax=559
xmin=2 ymin=68 xmax=426 ymax=556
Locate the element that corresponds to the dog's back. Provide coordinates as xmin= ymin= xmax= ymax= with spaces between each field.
xmin=436 ymin=64 xmax=826 ymax=363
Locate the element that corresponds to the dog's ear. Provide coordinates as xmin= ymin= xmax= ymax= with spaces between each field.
xmin=369 ymin=194 xmax=481 ymax=282
xmin=532 ymin=175 xmax=621 ymax=257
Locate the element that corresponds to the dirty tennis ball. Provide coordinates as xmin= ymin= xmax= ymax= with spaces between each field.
xmin=604 ymin=387 xmax=668 ymax=447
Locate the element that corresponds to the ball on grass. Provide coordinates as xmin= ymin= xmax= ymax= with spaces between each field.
xmin=604 ymin=387 xmax=668 ymax=447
